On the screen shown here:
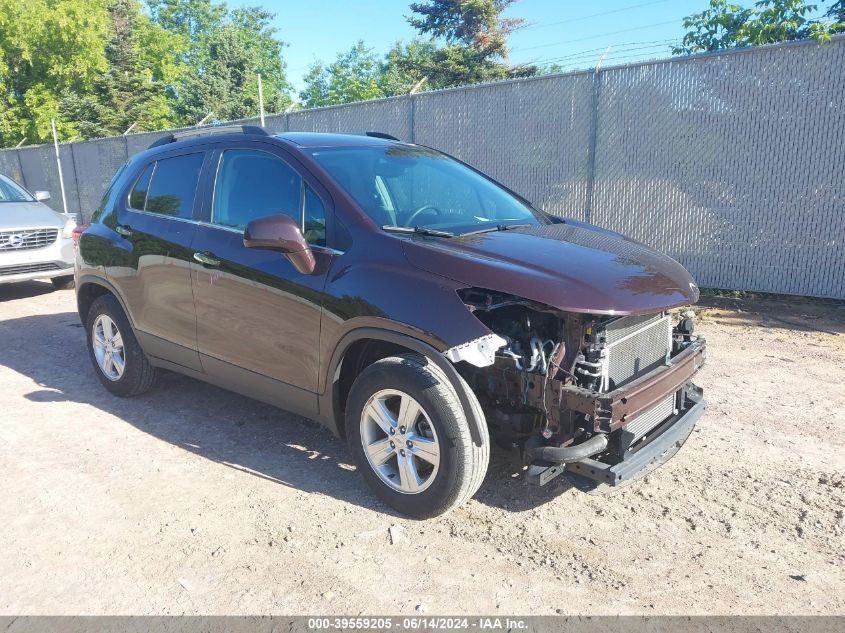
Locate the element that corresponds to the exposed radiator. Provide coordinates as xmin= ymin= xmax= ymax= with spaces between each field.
xmin=602 ymin=313 xmax=671 ymax=390
xmin=624 ymin=393 xmax=677 ymax=441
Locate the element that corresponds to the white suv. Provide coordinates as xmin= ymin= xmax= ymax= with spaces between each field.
xmin=0 ymin=173 xmax=76 ymax=289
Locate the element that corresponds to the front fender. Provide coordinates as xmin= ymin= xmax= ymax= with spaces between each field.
xmin=317 ymin=327 xmax=487 ymax=447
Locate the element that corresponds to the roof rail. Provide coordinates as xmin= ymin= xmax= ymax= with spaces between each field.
xmin=147 ymin=125 xmax=269 ymax=149
xmin=365 ymin=131 xmax=400 ymax=141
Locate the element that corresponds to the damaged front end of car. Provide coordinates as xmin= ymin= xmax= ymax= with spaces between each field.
xmin=447 ymin=288 xmax=707 ymax=487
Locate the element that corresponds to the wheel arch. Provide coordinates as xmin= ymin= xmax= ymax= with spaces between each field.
xmin=76 ymin=276 xmax=134 ymax=328
xmin=319 ymin=327 xmax=486 ymax=446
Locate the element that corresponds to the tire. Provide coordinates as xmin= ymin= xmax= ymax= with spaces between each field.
xmin=51 ymin=275 xmax=75 ymax=290
xmin=346 ymin=353 xmax=489 ymax=519
xmin=85 ymin=294 xmax=156 ymax=397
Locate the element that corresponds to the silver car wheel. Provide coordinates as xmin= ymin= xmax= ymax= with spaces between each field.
xmin=360 ymin=389 xmax=441 ymax=494
xmin=92 ymin=314 xmax=125 ymax=382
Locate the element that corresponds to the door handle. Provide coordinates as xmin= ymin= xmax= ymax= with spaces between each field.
xmin=193 ymin=251 xmax=221 ymax=267
xmin=115 ymin=224 xmax=132 ymax=237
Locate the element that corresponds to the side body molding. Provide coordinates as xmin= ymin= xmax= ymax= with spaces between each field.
xmin=319 ymin=327 xmax=486 ymax=446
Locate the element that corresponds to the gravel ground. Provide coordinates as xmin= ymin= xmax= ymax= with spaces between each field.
xmin=0 ymin=281 xmax=843 ymax=615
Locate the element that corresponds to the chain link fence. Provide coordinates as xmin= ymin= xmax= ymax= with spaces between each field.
xmin=1 ymin=36 xmax=842 ymax=298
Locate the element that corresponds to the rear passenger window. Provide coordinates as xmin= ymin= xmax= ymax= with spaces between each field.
xmin=129 ymin=153 xmax=203 ymax=219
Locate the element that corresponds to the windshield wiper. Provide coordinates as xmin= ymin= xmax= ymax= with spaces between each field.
xmin=382 ymin=225 xmax=454 ymax=238
xmin=461 ymin=223 xmax=531 ymax=236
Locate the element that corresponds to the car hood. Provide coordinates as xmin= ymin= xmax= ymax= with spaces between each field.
xmin=0 ymin=202 xmax=64 ymax=229
xmin=401 ymin=222 xmax=699 ymax=315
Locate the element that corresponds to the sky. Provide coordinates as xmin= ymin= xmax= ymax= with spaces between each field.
xmin=229 ymin=0 xmax=838 ymax=95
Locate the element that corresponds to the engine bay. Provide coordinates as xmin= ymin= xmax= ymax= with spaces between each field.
xmin=456 ymin=288 xmax=702 ymax=459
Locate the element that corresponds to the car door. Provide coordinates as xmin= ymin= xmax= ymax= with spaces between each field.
xmin=190 ymin=144 xmax=334 ymax=397
xmin=107 ymin=150 xmax=208 ymax=371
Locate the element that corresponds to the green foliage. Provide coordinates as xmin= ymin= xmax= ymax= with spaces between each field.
xmin=173 ymin=5 xmax=292 ymax=121
xmin=0 ymin=0 xmax=111 ymax=144
xmin=0 ymin=0 xmax=292 ymax=148
xmin=401 ymin=0 xmax=534 ymax=88
xmin=146 ymin=0 xmax=226 ymax=43
xmin=300 ymin=41 xmax=386 ymax=108
xmin=828 ymin=0 xmax=845 ymax=31
xmin=380 ymin=39 xmax=533 ymax=97
xmin=674 ymin=0 xmax=843 ymax=55
xmin=379 ymin=40 xmax=440 ymax=95
xmin=301 ymin=0 xmax=535 ymax=108
xmin=58 ymin=0 xmax=181 ymax=138
xmin=407 ymin=0 xmax=523 ymax=59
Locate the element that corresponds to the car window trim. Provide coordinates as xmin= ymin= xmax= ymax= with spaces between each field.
xmin=123 ymin=212 xmax=199 ymax=226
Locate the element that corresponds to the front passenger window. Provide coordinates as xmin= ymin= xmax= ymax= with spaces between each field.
xmin=213 ymin=150 xmax=302 ymax=230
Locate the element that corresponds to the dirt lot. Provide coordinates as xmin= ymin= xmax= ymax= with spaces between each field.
xmin=0 ymin=282 xmax=843 ymax=615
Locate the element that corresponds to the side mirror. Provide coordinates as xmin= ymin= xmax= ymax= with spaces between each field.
xmin=34 ymin=190 xmax=51 ymax=202
xmin=243 ymin=214 xmax=316 ymax=275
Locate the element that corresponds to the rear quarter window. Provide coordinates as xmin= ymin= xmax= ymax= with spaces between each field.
xmin=128 ymin=163 xmax=154 ymax=210
xmin=90 ymin=163 xmax=128 ymax=223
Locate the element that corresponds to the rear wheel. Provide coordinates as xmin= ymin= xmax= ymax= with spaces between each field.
xmin=51 ymin=275 xmax=74 ymax=290
xmin=85 ymin=294 xmax=156 ymax=396
xmin=346 ymin=353 xmax=489 ymax=518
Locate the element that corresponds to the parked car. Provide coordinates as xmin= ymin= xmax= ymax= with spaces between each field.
xmin=0 ymin=174 xmax=76 ymax=289
xmin=76 ymin=126 xmax=706 ymax=518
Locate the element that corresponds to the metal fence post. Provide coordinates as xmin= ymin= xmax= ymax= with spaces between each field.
xmin=409 ymin=95 xmax=416 ymax=144
xmin=583 ymin=67 xmax=602 ymax=225
xmin=14 ymin=149 xmax=26 ymax=190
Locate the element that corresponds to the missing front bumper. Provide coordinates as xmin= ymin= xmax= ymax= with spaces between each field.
xmin=527 ymin=388 xmax=706 ymax=487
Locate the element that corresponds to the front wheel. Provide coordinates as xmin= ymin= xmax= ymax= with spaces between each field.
xmin=346 ymin=353 xmax=489 ymax=518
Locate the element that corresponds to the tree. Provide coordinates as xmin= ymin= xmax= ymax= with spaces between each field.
xmin=380 ymin=39 xmax=533 ymax=97
xmin=0 ymin=0 xmax=111 ymax=145
xmin=828 ymin=0 xmax=845 ymax=31
xmin=300 ymin=41 xmax=386 ymax=108
xmin=145 ymin=0 xmax=226 ymax=50
xmin=174 ymin=7 xmax=292 ymax=122
xmin=380 ymin=40 xmax=439 ymax=95
xmin=0 ymin=0 xmax=293 ymax=147
xmin=396 ymin=0 xmax=535 ymax=92
xmin=297 ymin=0 xmax=534 ymax=108
xmin=148 ymin=1 xmax=292 ymax=124
xmin=60 ymin=0 xmax=180 ymax=139
xmin=228 ymin=6 xmax=293 ymax=113
xmin=407 ymin=0 xmax=524 ymax=59
xmin=674 ymin=0 xmax=843 ymax=55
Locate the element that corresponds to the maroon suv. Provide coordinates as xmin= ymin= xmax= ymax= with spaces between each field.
xmin=76 ymin=126 xmax=706 ymax=518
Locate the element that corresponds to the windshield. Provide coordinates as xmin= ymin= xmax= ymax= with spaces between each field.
xmin=308 ymin=145 xmax=546 ymax=235
xmin=0 ymin=175 xmax=34 ymax=203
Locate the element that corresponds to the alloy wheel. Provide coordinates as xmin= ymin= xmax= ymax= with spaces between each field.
xmin=359 ymin=389 xmax=441 ymax=494
xmin=92 ymin=314 xmax=126 ymax=381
